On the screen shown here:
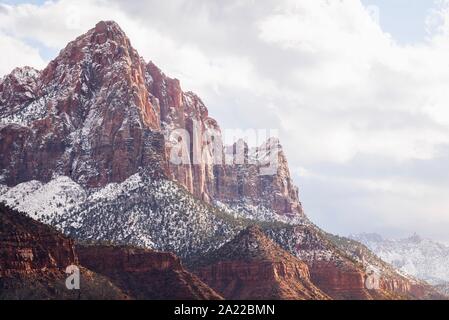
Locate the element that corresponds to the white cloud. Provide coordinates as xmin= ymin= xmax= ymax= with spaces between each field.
xmin=0 ymin=30 xmax=45 ymax=75
xmin=0 ymin=4 xmax=45 ymax=77
xmin=2 ymin=0 xmax=449 ymax=240
xmin=0 ymin=0 xmax=267 ymax=100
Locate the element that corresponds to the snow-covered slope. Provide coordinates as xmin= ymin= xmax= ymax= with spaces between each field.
xmin=1 ymin=172 xmax=245 ymax=257
xmin=0 ymin=173 xmax=323 ymax=261
xmin=0 ymin=173 xmax=367 ymax=266
xmin=351 ymin=233 xmax=449 ymax=285
xmin=0 ymin=176 xmax=86 ymax=223
xmin=214 ymin=199 xmax=305 ymax=226
xmin=1 ymin=174 xmax=443 ymax=299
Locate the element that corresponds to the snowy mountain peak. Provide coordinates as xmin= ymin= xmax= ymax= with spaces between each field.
xmin=0 ymin=21 xmax=307 ymax=226
xmin=352 ymin=233 xmax=449 ymax=285
xmin=0 ymin=66 xmax=40 ymax=109
xmin=94 ymin=20 xmax=125 ymax=36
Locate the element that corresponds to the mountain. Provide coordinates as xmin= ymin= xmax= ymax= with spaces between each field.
xmin=0 ymin=21 xmax=302 ymax=222
xmin=326 ymin=233 xmax=445 ymax=300
xmin=0 ymin=203 xmax=127 ymax=300
xmin=191 ymin=226 xmax=329 ymax=300
xmin=0 ymin=203 xmax=222 ymax=300
xmin=0 ymin=21 xmax=167 ymax=187
xmin=351 ymin=233 xmax=449 ymax=286
xmin=76 ymin=245 xmax=223 ymax=300
xmin=435 ymin=283 xmax=449 ymax=296
xmin=0 ymin=21 xmax=444 ymax=300
xmin=2 ymin=174 xmax=441 ymax=300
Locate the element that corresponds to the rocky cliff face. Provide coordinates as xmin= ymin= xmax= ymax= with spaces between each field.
xmin=192 ymin=226 xmax=329 ymax=300
xmin=0 ymin=21 xmax=303 ymax=220
xmin=0 ymin=203 xmax=128 ymax=300
xmin=0 ymin=203 xmax=223 ymax=300
xmin=0 ymin=22 xmax=167 ymax=188
xmin=307 ymin=262 xmax=372 ymax=300
xmin=0 ymin=203 xmax=77 ymax=276
xmin=323 ymin=232 xmax=446 ymax=300
xmin=77 ymin=245 xmax=223 ymax=300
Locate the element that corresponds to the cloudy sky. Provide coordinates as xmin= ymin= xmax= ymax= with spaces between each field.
xmin=1 ymin=0 xmax=449 ymax=243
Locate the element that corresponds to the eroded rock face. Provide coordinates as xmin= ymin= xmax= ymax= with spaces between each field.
xmin=308 ymin=262 xmax=372 ymax=300
xmin=214 ymin=139 xmax=304 ymax=218
xmin=0 ymin=21 xmax=303 ymax=219
xmin=0 ymin=203 xmax=77 ymax=276
xmin=77 ymin=245 xmax=223 ymax=300
xmin=0 ymin=204 xmax=128 ymax=300
xmin=192 ymin=226 xmax=329 ymax=300
xmin=0 ymin=21 xmax=167 ymax=188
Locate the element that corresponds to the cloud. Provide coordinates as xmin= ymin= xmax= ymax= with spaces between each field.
xmin=0 ymin=30 xmax=45 ymax=75
xmin=1 ymin=0 xmax=449 ymax=241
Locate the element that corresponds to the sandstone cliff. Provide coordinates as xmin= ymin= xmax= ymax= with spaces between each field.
xmin=0 ymin=21 xmax=302 ymax=220
xmin=77 ymin=245 xmax=223 ymax=300
xmin=192 ymin=226 xmax=329 ymax=300
xmin=0 ymin=203 xmax=222 ymax=300
xmin=0 ymin=203 xmax=127 ymax=300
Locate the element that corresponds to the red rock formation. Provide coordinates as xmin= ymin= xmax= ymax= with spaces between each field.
xmin=0 ymin=203 xmax=128 ymax=300
xmin=302 ymin=230 xmax=447 ymax=300
xmin=0 ymin=21 xmax=303 ymax=219
xmin=214 ymin=139 xmax=304 ymax=217
xmin=0 ymin=21 xmax=168 ymax=188
xmin=0 ymin=203 xmax=222 ymax=300
xmin=77 ymin=245 xmax=223 ymax=300
xmin=308 ymin=262 xmax=372 ymax=300
xmin=0 ymin=205 xmax=78 ymax=277
xmin=192 ymin=226 xmax=329 ymax=300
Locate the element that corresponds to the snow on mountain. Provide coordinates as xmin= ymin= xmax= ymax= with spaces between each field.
xmin=435 ymin=283 xmax=449 ymax=296
xmin=351 ymin=233 xmax=449 ymax=285
xmin=0 ymin=172 xmax=442 ymax=299
xmin=0 ymin=172 xmax=358 ymax=266
xmin=214 ymin=199 xmax=305 ymax=226
xmin=0 ymin=172 xmax=244 ymax=257
xmin=0 ymin=176 xmax=86 ymax=223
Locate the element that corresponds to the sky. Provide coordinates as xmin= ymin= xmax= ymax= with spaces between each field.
xmin=1 ymin=0 xmax=449 ymax=243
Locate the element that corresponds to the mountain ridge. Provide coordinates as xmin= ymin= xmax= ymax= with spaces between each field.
xmin=0 ymin=20 xmax=303 ymax=221
xmin=0 ymin=203 xmax=223 ymax=300
xmin=351 ymin=232 xmax=449 ymax=286
xmin=192 ymin=226 xmax=330 ymax=300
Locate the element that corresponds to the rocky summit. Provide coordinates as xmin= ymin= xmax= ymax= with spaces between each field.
xmin=0 ymin=21 xmax=302 ymax=221
xmin=191 ymin=226 xmax=330 ymax=300
xmin=0 ymin=21 xmax=446 ymax=300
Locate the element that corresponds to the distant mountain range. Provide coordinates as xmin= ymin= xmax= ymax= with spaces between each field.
xmin=351 ymin=233 xmax=449 ymax=290
xmin=0 ymin=21 xmax=445 ymax=300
